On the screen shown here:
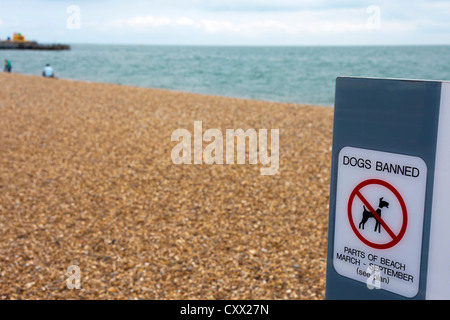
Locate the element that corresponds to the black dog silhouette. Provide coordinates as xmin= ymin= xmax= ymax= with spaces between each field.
xmin=358 ymin=197 xmax=389 ymax=233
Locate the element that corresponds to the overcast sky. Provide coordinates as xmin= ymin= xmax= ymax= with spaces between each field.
xmin=1 ymin=0 xmax=449 ymax=45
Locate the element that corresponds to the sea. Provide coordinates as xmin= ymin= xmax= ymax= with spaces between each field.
xmin=4 ymin=44 xmax=450 ymax=106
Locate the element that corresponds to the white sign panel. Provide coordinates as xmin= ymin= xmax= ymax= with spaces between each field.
xmin=333 ymin=146 xmax=427 ymax=298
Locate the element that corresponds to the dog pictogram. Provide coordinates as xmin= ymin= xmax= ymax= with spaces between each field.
xmin=359 ymin=197 xmax=390 ymax=233
xmin=348 ymin=179 xmax=408 ymax=250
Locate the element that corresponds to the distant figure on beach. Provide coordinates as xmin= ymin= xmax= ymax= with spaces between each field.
xmin=4 ymin=59 xmax=11 ymax=73
xmin=42 ymin=64 xmax=55 ymax=78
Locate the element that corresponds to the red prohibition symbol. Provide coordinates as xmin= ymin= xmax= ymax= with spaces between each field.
xmin=347 ymin=179 xmax=408 ymax=250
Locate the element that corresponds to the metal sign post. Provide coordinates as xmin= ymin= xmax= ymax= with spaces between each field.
xmin=326 ymin=77 xmax=450 ymax=300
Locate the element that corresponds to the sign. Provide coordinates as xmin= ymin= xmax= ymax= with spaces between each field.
xmin=333 ymin=147 xmax=427 ymax=298
xmin=348 ymin=178 xmax=407 ymax=250
xmin=326 ymin=77 xmax=450 ymax=300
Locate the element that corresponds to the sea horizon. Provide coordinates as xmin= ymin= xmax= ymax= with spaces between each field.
xmin=64 ymin=43 xmax=450 ymax=47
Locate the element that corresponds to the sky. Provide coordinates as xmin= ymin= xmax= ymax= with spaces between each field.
xmin=1 ymin=0 xmax=449 ymax=45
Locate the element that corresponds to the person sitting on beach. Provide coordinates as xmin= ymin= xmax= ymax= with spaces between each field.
xmin=4 ymin=59 xmax=11 ymax=73
xmin=42 ymin=64 xmax=55 ymax=78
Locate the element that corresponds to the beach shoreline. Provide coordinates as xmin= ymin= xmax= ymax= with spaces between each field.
xmin=5 ymin=71 xmax=336 ymax=107
xmin=0 ymin=73 xmax=333 ymax=299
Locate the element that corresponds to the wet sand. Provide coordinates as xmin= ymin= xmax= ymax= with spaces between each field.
xmin=0 ymin=73 xmax=334 ymax=299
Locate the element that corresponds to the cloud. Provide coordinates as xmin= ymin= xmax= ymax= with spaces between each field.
xmin=104 ymin=7 xmax=416 ymax=38
xmin=1 ymin=0 xmax=447 ymax=45
xmin=108 ymin=15 xmax=195 ymax=28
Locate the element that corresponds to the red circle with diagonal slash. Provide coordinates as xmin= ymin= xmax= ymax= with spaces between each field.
xmin=347 ymin=179 xmax=408 ymax=250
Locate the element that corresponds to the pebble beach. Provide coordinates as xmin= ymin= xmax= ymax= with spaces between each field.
xmin=0 ymin=73 xmax=334 ymax=300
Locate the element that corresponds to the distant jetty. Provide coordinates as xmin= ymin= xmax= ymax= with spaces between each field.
xmin=0 ymin=32 xmax=70 ymax=51
xmin=0 ymin=41 xmax=70 ymax=51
